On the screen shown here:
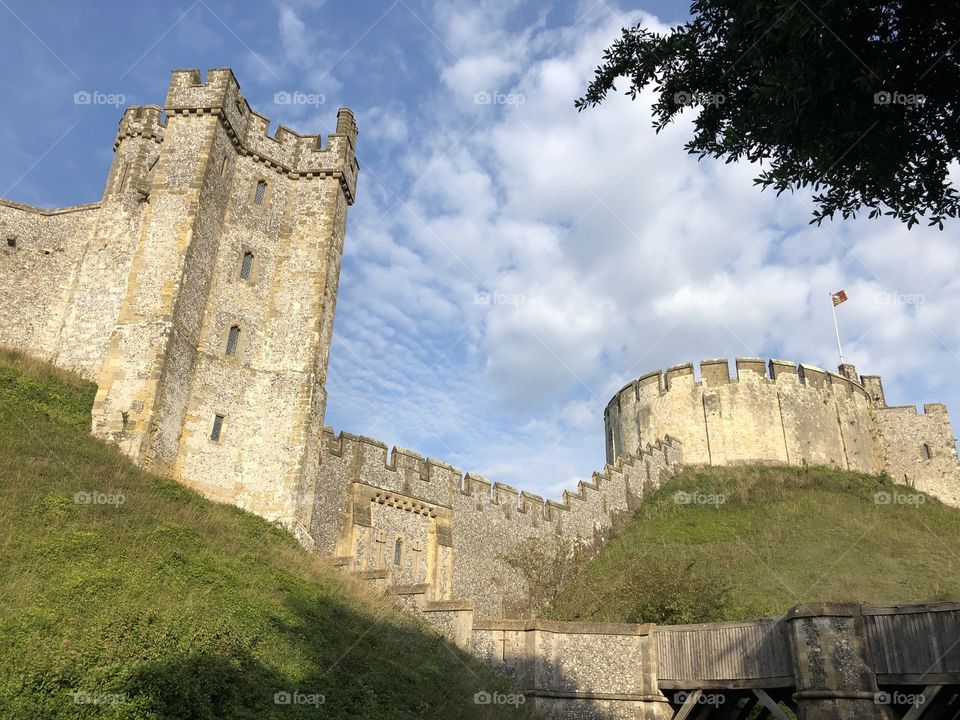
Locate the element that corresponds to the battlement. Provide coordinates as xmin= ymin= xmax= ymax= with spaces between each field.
xmin=320 ymin=427 xmax=682 ymax=531
xmin=165 ymin=69 xmax=358 ymax=202
xmin=114 ymin=105 xmax=166 ymax=149
xmin=879 ymin=403 xmax=950 ymax=416
xmin=609 ymin=357 xmax=871 ymax=413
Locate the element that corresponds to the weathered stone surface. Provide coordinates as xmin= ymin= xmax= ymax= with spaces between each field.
xmin=605 ymin=359 xmax=960 ymax=506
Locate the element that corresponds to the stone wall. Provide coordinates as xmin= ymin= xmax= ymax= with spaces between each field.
xmin=605 ymin=358 xmax=884 ymax=475
xmin=472 ymin=619 xmax=669 ymax=720
xmin=0 ymin=105 xmax=166 ymax=382
xmin=875 ymin=402 xmax=960 ymax=505
xmin=310 ymin=428 xmax=682 ymax=620
xmin=0 ymin=201 xmax=100 ymax=372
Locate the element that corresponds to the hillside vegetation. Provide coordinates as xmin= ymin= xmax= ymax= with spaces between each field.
xmin=545 ymin=464 xmax=960 ymax=625
xmin=0 ymin=351 xmax=535 ymax=720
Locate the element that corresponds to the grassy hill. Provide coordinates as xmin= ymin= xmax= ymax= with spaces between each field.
xmin=0 ymin=350 xmax=535 ymax=720
xmin=544 ymin=464 xmax=960 ymax=625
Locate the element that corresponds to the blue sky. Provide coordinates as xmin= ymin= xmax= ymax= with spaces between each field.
xmin=2 ymin=0 xmax=958 ymax=499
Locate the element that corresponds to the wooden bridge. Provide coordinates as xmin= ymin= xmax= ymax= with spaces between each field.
xmin=657 ymin=602 xmax=960 ymax=719
xmin=422 ymin=595 xmax=959 ymax=719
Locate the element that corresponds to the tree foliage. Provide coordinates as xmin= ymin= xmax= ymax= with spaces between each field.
xmin=576 ymin=1 xmax=960 ymax=228
xmin=499 ymin=535 xmax=586 ymax=617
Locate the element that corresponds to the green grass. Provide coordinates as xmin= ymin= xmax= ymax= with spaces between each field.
xmin=546 ymin=464 xmax=960 ymax=624
xmin=0 ymin=350 xmax=536 ymax=720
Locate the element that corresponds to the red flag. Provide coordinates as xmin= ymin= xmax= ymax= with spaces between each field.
xmin=831 ymin=289 xmax=848 ymax=306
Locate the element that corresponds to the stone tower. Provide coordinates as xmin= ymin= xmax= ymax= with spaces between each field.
xmin=90 ymin=69 xmax=359 ymax=534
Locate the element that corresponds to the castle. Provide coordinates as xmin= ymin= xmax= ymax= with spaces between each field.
xmin=2 ymin=69 xmax=959 ymax=719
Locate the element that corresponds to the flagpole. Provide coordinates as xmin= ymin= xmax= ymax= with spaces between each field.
xmin=830 ymin=292 xmax=844 ymax=365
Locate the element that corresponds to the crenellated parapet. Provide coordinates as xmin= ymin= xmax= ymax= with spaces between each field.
xmin=604 ymin=356 xmax=959 ymax=507
xmin=610 ymin=357 xmax=872 ymax=411
xmin=315 ymin=425 xmax=683 ymax=618
xmin=606 ymin=357 xmax=888 ymax=476
xmin=319 ymin=427 xmax=681 ymax=530
xmin=114 ymin=105 xmax=166 ymax=149
xmin=165 ymin=69 xmax=358 ymax=203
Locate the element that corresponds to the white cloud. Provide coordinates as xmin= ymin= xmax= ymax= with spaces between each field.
xmin=323 ymin=0 xmax=960 ymax=499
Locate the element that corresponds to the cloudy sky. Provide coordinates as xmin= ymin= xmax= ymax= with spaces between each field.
xmin=2 ymin=0 xmax=957 ymax=499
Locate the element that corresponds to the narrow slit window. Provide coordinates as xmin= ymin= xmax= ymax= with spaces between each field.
xmin=220 ymin=156 xmax=228 ymax=177
xmin=254 ymin=180 xmax=267 ymax=205
xmin=226 ymin=325 xmax=241 ymax=356
xmin=211 ymin=414 xmax=224 ymax=442
xmin=922 ymin=443 xmax=933 ymax=460
xmin=394 ymin=538 xmax=402 ymax=566
xmin=240 ymin=251 xmax=254 ymax=280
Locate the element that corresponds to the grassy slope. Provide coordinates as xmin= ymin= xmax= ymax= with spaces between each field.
xmin=0 ymin=351 xmax=535 ymax=720
xmin=547 ymin=465 xmax=960 ymax=624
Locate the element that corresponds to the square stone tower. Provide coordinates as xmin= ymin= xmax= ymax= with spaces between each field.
xmin=91 ymin=69 xmax=358 ymax=535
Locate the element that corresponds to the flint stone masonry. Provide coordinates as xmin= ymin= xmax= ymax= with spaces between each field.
xmin=606 ymin=358 xmax=960 ymax=507
xmin=3 ymin=68 xmax=959 ymax=720
xmin=311 ymin=427 xmax=682 ymax=619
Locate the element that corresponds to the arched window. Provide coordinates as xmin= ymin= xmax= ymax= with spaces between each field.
xmin=5 ymin=238 xmax=15 ymax=249
xmin=240 ymin=251 xmax=254 ymax=280
xmin=226 ymin=325 xmax=241 ymax=356
xmin=254 ymin=179 xmax=267 ymax=205
xmin=394 ymin=537 xmax=402 ymax=566
xmin=922 ymin=443 xmax=933 ymax=460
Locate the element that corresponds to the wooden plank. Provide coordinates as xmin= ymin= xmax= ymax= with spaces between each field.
xmin=659 ymin=677 xmax=793 ymax=690
xmin=673 ymin=690 xmax=703 ymax=720
xmin=900 ymin=685 xmax=941 ymax=720
xmin=753 ymin=689 xmax=791 ymax=720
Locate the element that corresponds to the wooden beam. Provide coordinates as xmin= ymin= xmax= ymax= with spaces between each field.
xmin=731 ymin=697 xmax=758 ymax=720
xmin=900 ymin=685 xmax=941 ymax=720
xmin=716 ymin=696 xmax=756 ymax=720
xmin=753 ymin=689 xmax=791 ymax=720
xmin=673 ymin=690 xmax=703 ymax=720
